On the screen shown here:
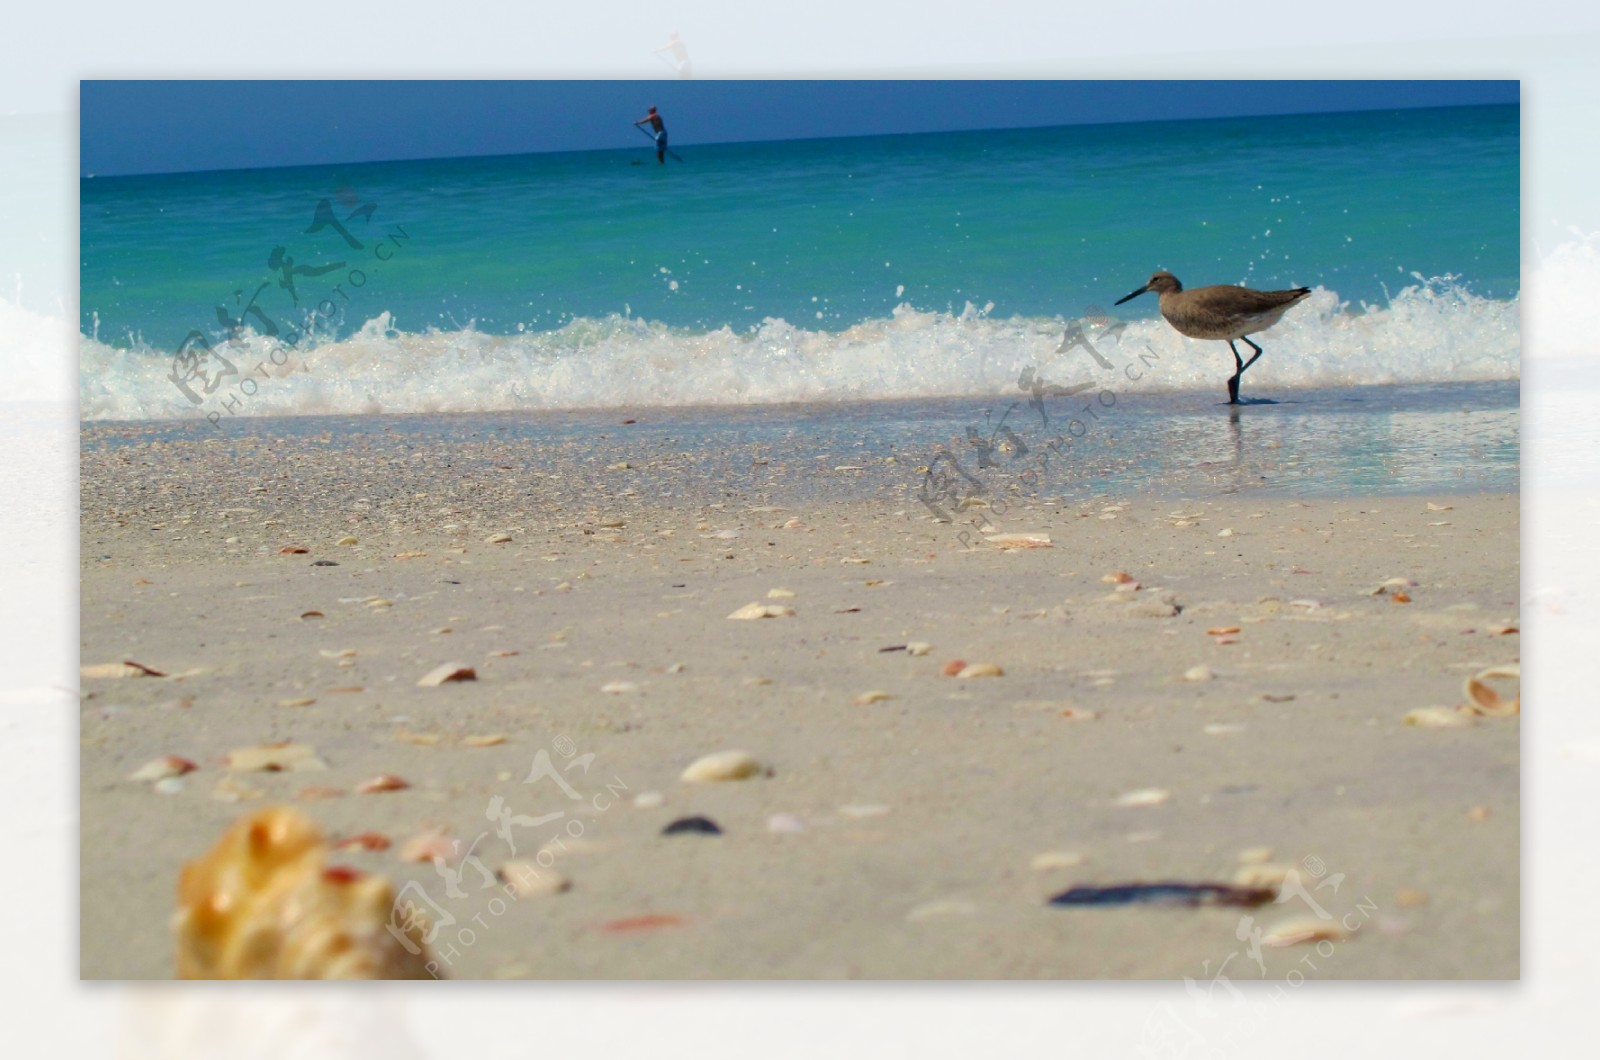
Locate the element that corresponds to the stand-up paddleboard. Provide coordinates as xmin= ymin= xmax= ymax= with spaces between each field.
xmin=633 ymin=122 xmax=684 ymax=163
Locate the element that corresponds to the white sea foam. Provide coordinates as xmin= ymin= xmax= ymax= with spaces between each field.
xmin=77 ymin=276 xmax=1519 ymax=422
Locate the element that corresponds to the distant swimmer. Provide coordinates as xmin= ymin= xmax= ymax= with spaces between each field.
xmin=634 ymin=106 xmax=671 ymax=165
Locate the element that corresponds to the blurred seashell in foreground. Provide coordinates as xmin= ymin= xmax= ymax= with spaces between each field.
xmin=174 ymin=806 xmax=436 ymax=979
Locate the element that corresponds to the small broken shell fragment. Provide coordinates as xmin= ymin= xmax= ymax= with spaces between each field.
xmin=174 ymin=806 xmax=433 ymax=978
xmin=1403 ymin=706 xmax=1477 ymax=728
xmin=1183 ymin=665 xmax=1215 ymax=683
xmin=356 ymin=774 xmax=411 ymax=794
xmin=1059 ymin=707 xmax=1100 ymax=721
xmin=1463 ymin=663 xmax=1520 ymax=717
xmin=485 ymin=532 xmax=513 ymax=544
xmin=278 ymin=697 xmax=317 ymax=708
xmin=766 ymin=588 xmax=796 ymax=599
xmin=1102 ymin=571 xmax=1135 ymax=584
xmin=680 ymin=750 xmax=763 ymax=783
xmin=955 ymin=662 xmax=1004 ymax=678
xmin=1030 ymin=851 xmax=1086 ymax=871
xmin=1206 ymin=626 xmax=1241 ymax=637
xmin=227 ymin=743 xmax=328 ymax=772
xmin=727 ymin=602 xmax=795 ymax=620
xmin=854 ymin=690 xmax=895 ymax=705
xmin=497 ymin=861 xmax=571 ymax=897
xmin=399 ymin=828 xmax=456 ymax=864
xmin=989 ymin=533 xmax=1052 ymax=549
xmin=941 ymin=659 xmax=968 ymax=677
xmin=1114 ymin=788 xmax=1171 ymax=808
xmin=906 ymin=641 xmax=933 ymax=657
xmin=1237 ymin=846 xmax=1274 ymax=865
xmin=334 ymin=832 xmax=392 ymax=852
xmin=1261 ymin=916 xmax=1355 ymax=947
xmin=461 ymin=734 xmax=508 ymax=748
xmin=131 ymin=755 xmax=199 ymax=782
xmin=1232 ymin=863 xmax=1294 ymax=889
xmin=417 ymin=662 xmax=477 ymax=687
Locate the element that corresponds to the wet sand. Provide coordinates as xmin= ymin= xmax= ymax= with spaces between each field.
xmin=79 ymin=419 xmax=1519 ymax=979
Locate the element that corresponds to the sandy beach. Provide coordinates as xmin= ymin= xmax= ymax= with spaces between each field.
xmin=79 ymin=415 xmax=1519 ymax=980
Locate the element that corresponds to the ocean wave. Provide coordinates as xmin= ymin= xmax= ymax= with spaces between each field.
xmin=78 ymin=276 xmax=1519 ymax=422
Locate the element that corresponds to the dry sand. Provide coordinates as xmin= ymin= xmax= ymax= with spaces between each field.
xmin=80 ymin=424 xmax=1518 ymax=979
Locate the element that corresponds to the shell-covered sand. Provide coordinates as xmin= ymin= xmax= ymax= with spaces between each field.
xmin=80 ymin=422 xmax=1518 ymax=979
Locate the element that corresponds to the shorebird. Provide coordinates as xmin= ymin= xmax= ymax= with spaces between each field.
xmin=1114 ymin=271 xmax=1311 ymax=404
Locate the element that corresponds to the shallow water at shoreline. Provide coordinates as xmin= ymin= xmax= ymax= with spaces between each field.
xmin=82 ymin=380 xmax=1518 ymax=506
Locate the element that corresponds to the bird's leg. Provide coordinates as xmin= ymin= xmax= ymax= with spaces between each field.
xmin=1226 ymin=340 xmax=1244 ymax=405
xmin=1237 ymin=336 xmax=1264 ymax=376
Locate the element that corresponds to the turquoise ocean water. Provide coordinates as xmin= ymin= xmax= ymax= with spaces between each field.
xmin=80 ymin=103 xmax=1518 ymax=419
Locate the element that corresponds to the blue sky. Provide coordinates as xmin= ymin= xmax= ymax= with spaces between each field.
xmin=79 ymin=80 xmax=1518 ymax=177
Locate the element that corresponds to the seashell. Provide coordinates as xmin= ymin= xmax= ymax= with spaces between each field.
xmin=1232 ymin=863 xmax=1293 ymax=888
xmin=278 ymin=697 xmax=316 ymax=708
xmin=485 ymin=532 xmax=513 ymax=543
xmin=766 ymin=588 xmax=796 ymax=599
xmin=497 ymin=861 xmax=571 ymax=897
xmin=633 ymin=791 xmax=665 ymax=808
xmin=227 ymin=743 xmax=328 ymax=772
xmin=854 ymin=690 xmax=895 ymax=705
xmin=989 ymin=533 xmax=1052 ymax=549
xmin=417 ymin=662 xmax=476 ymax=687
xmin=681 ymin=750 xmax=763 ymax=783
xmin=1463 ymin=663 xmax=1519 ymax=717
xmin=211 ymin=776 xmax=265 ymax=803
xmin=599 ymin=914 xmax=687 ymax=934
xmin=279 ymin=546 xmax=309 ymax=554
xmin=130 ymin=755 xmax=198 ymax=782
xmin=461 ymin=734 xmax=508 ymax=748
xmin=1403 ymin=706 xmax=1477 ymax=728
xmin=1216 ymin=528 xmax=1235 ymax=537
xmin=1114 ymin=788 xmax=1170 ymax=808
xmin=1391 ymin=592 xmax=1412 ymax=604
xmin=334 ymin=832 xmax=391 ymax=852
xmin=356 ymin=774 xmax=411 ymax=794
xmin=337 ymin=536 xmax=358 ymax=546
xmin=727 ymin=602 xmax=795 ymax=620
xmin=662 ymin=815 xmax=722 ymax=836
xmin=299 ymin=611 xmax=325 ymax=620
xmin=1059 ymin=707 xmax=1100 ymax=721
xmin=1184 ymin=665 xmax=1215 ymax=682
xmin=1102 ymin=571 xmax=1135 ymax=584
xmin=1261 ymin=916 xmax=1354 ymax=947
xmin=941 ymin=659 xmax=967 ymax=676
xmin=399 ymin=828 xmax=456 ymax=864
xmin=906 ymin=641 xmax=933 ymax=656
xmin=1206 ymin=626 xmax=1241 ymax=637
xmin=955 ymin=662 xmax=1004 ymax=678
xmin=1426 ymin=502 xmax=1453 ymax=512
xmin=174 ymin=807 xmax=434 ymax=978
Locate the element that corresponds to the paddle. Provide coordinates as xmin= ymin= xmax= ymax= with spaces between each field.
xmin=633 ymin=123 xmax=684 ymax=163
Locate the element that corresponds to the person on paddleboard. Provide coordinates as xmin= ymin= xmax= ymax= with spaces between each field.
xmin=634 ymin=106 xmax=669 ymax=164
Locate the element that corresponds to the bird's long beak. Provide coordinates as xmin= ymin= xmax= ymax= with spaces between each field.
xmin=1114 ymin=283 xmax=1150 ymax=306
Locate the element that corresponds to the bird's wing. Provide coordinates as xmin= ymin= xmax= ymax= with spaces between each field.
xmin=1187 ymin=285 xmax=1310 ymax=314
